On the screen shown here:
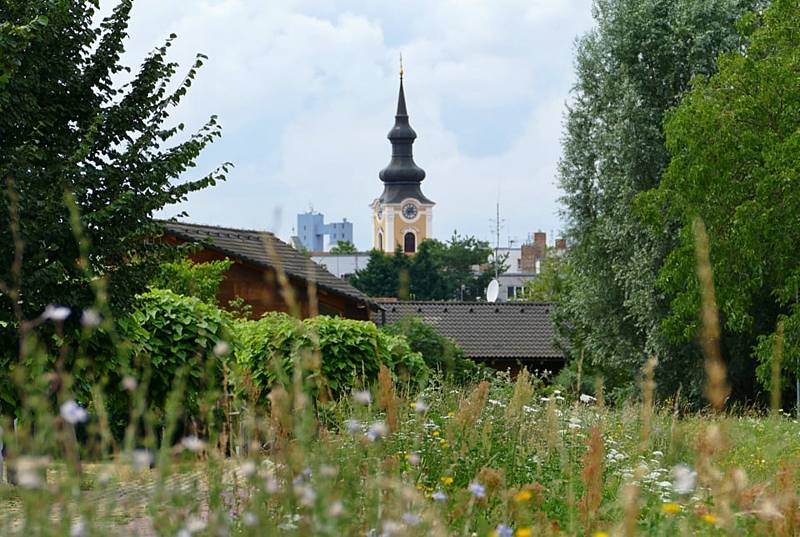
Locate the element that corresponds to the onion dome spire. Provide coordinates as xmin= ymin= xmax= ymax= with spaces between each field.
xmin=379 ymin=62 xmax=426 ymax=184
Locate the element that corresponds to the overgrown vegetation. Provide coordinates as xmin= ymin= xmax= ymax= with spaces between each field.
xmin=554 ymin=0 xmax=800 ymax=406
xmin=350 ymin=234 xmax=506 ymax=300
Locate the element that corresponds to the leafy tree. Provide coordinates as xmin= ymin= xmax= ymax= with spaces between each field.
xmin=329 ymin=240 xmax=357 ymax=254
xmin=349 ymin=246 xmax=410 ymax=298
xmin=522 ymin=250 xmax=568 ymax=303
xmin=383 ymin=316 xmax=489 ymax=382
xmin=150 ymin=258 xmax=232 ymax=304
xmin=641 ymin=0 xmax=800 ymax=402
xmin=557 ymin=0 xmax=760 ymax=401
xmin=350 ymin=233 xmax=498 ymax=300
xmin=0 ymin=0 xmax=229 ymax=334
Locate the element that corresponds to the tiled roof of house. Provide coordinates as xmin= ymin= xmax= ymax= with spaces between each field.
xmin=380 ymin=301 xmax=562 ymax=360
xmin=162 ymin=221 xmax=375 ymax=307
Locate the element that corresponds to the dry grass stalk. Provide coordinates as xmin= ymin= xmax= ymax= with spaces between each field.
xmin=640 ymin=357 xmax=657 ymax=450
xmin=506 ymin=367 xmax=534 ymax=419
xmin=448 ymin=381 xmax=489 ymax=452
xmin=377 ymin=364 xmax=399 ymax=432
xmin=771 ymin=320 xmax=784 ymax=413
xmin=578 ymin=426 xmax=604 ymax=536
xmin=268 ymin=385 xmax=292 ymax=451
xmin=477 ymin=466 xmax=505 ymax=497
xmin=692 ymin=218 xmax=730 ymax=410
xmin=772 ymin=463 xmax=799 ymax=536
xmin=621 ymin=477 xmax=640 ymax=537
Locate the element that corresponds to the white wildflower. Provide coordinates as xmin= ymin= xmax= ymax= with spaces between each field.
xmin=121 ymin=376 xmax=137 ymax=391
xmin=181 ymin=436 xmax=206 ymax=452
xmin=239 ymin=460 xmax=257 ymax=478
xmin=80 ymin=308 xmax=101 ymax=328
xmin=70 ymin=519 xmax=86 ymax=537
xmin=242 ymin=512 xmax=258 ymax=527
xmin=60 ymin=400 xmax=88 ymax=425
xmin=382 ymin=520 xmax=403 ymax=535
xmin=41 ymin=304 xmax=71 ymax=322
xmin=213 ymin=341 xmax=231 ymax=357
xmin=414 ymin=400 xmax=428 ymax=413
xmin=185 ymin=517 xmax=207 ymax=533
xmin=16 ymin=456 xmax=50 ymax=489
xmin=656 ymin=480 xmax=672 ymax=489
xmin=401 ymin=512 xmax=421 ymax=526
xmin=344 ymin=418 xmax=362 ymax=434
xmin=366 ymin=421 xmax=388 ymax=442
xmin=328 ymin=501 xmax=344 ymax=517
xmin=671 ymin=464 xmax=697 ymax=495
xmin=579 ymin=394 xmax=596 ymax=403
xmin=132 ymin=449 xmax=154 ymax=471
xmin=353 ymin=390 xmax=372 ymax=405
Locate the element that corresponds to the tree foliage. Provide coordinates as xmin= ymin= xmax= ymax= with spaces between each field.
xmin=383 ymin=316 xmax=490 ymax=383
xmin=557 ymin=0 xmax=760 ymax=401
xmin=150 ymin=258 xmax=233 ymax=305
xmin=350 ymin=233 xmax=501 ymax=300
xmin=0 ymin=0 xmax=229 ymax=332
xmin=329 ymin=241 xmax=357 ymax=254
xmin=641 ymin=0 xmax=800 ymax=399
xmin=234 ymin=312 xmax=428 ymax=401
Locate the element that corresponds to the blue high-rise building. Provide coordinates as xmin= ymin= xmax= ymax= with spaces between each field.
xmin=296 ymin=211 xmax=353 ymax=252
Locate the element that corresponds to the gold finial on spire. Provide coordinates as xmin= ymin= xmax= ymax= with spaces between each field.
xmin=399 ymin=52 xmax=404 ymax=79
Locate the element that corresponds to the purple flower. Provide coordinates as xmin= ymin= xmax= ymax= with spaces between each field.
xmin=468 ymin=482 xmax=486 ymax=498
xmin=495 ymin=524 xmax=513 ymax=537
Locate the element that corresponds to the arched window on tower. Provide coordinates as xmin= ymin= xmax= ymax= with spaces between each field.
xmin=404 ymin=232 xmax=416 ymax=254
xmin=378 ymin=232 xmax=384 ymax=251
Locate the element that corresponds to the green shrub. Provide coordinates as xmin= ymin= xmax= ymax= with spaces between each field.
xmin=383 ymin=316 xmax=490 ymax=382
xmin=149 ymin=258 xmax=233 ymax=304
xmin=234 ymin=313 xmax=428 ymax=400
xmin=121 ymin=289 xmax=233 ymax=419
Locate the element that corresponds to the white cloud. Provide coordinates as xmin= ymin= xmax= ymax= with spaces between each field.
xmin=110 ymin=0 xmax=595 ymax=248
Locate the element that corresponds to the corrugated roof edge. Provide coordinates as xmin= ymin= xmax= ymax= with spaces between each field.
xmin=159 ymin=220 xmax=383 ymax=311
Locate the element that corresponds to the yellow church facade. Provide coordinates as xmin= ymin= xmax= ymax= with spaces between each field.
xmin=371 ymin=73 xmax=435 ymax=254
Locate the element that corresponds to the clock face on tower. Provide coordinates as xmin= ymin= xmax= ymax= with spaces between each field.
xmin=401 ymin=203 xmax=418 ymax=220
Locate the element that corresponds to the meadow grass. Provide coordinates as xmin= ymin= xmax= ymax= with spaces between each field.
xmin=0 ymin=365 xmax=797 ymax=537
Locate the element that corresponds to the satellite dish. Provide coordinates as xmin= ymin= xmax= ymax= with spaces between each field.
xmin=486 ymin=279 xmax=500 ymax=303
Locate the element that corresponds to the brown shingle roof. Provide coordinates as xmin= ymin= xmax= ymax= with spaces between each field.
xmin=162 ymin=221 xmax=375 ymax=307
xmin=380 ymin=301 xmax=562 ymax=360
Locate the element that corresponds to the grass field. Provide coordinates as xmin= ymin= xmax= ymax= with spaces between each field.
xmin=1 ymin=368 xmax=798 ymax=536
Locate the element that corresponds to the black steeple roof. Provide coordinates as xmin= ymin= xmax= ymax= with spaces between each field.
xmin=379 ymin=76 xmax=426 ymax=184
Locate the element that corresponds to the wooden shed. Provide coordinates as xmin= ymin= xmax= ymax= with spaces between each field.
xmin=163 ymin=222 xmax=379 ymax=320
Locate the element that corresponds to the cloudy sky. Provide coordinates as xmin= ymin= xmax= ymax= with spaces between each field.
xmin=115 ymin=0 xmax=595 ymax=249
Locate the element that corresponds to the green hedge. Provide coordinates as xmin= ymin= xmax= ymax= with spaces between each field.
xmin=121 ymin=289 xmax=233 ymax=418
xmin=382 ymin=316 xmax=491 ymax=383
xmin=235 ymin=312 xmax=428 ymax=400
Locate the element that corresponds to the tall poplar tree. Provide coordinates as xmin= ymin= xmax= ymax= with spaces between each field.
xmin=557 ymin=0 xmax=760 ymax=400
xmin=644 ymin=0 xmax=800 ymax=402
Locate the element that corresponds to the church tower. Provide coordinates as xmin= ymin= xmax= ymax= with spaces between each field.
xmin=371 ymin=68 xmax=434 ymax=254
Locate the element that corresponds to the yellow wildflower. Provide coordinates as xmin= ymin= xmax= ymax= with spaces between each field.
xmin=661 ymin=502 xmax=682 ymax=514
xmin=439 ymin=439 xmax=449 ymax=448
xmin=447 ymin=411 xmax=455 ymax=417
xmin=513 ymin=490 xmax=533 ymax=502
xmin=702 ymin=514 xmax=717 ymax=525
xmin=440 ymin=476 xmax=454 ymax=486
xmin=432 ymin=431 xmax=440 ymax=437
xmin=515 ymin=528 xmax=532 ymax=537
xmin=592 ymin=532 xmax=609 ymax=537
